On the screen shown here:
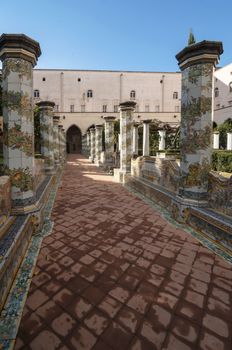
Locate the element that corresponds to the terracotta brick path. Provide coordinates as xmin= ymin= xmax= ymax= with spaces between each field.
xmin=15 ymin=155 xmax=232 ymax=349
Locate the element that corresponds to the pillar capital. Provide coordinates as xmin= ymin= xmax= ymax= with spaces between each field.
xmin=213 ymin=130 xmax=219 ymax=134
xmin=142 ymin=119 xmax=152 ymax=124
xmin=58 ymin=125 xmax=63 ymax=129
xmin=0 ymin=33 xmax=41 ymax=66
xmin=176 ymin=40 xmax=223 ymax=70
xmin=119 ymin=101 xmax=136 ymax=111
xmin=103 ymin=116 xmax=116 ymax=122
xmin=95 ymin=124 xmax=103 ymax=129
xmin=53 ymin=115 xmax=60 ymax=125
xmin=36 ymin=101 xmax=55 ymax=110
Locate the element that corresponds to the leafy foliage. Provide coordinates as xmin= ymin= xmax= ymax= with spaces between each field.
xmin=212 ymin=150 xmax=232 ymax=173
xmin=217 ymin=118 xmax=232 ymax=149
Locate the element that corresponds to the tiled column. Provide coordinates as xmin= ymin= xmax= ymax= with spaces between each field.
xmin=119 ymin=101 xmax=136 ymax=173
xmin=87 ymin=131 xmax=90 ymax=156
xmin=62 ymin=128 xmax=66 ymax=161
xmin=132 ymin=123 xmax=139 ymax=155
xmin=0 ymin=34 xmax=41 ymax=209
xmin=95 ymin=124 xmax=103 ymax=166
xmin=227 ymin=132 xmax=232 ymax=150
xmin=58 ymin=125 xmax=63 ymax=163
xmin=53 ymin=116 xmax=60 ymax=167
xmin=213 ymin=131 xmax=219 ymax=149
xmin=104 ymin=116 xmax=116 ymax=167
xmin=37 ymin=101 xmax=55 ymax=174
xmin=176 ymin=40 xmax=223 ymax=204
xmin=90 ymin=127 xmax=95 ymax=162
xmin=158 ymin=130 xmax=166 ymax=151
xmin=143 ymin=120 xmax=151 ymax=156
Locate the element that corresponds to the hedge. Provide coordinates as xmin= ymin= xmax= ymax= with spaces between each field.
xmin=212 ymin=150 xmax=232 ymax=173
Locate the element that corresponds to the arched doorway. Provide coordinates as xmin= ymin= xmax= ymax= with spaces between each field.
xmin=66 ymin=125 xmax=82 ymax=153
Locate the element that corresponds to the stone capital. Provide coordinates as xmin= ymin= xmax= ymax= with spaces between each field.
xmin=95 ymin=124 xmax=103 ymax=129
xmin=53 ymin=115 xmax=60 ymax=125
xmin=103 ymin=116 xmax=116 ymax=122
xmin=37 ymin=101 xmax=55 ymax=110
xmin=176 ymin=40 xmax=223 ymax=70
xmin=142 ymin=119 xmax=152 ymax=124
xmin=119 ymin=101 xmax=136 ymax=111
xmin=0 ymin=33 xmax=41 ymax=66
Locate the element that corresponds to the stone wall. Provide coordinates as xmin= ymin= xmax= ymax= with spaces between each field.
xmin=131 ymin=156 xmax=180 ymax=194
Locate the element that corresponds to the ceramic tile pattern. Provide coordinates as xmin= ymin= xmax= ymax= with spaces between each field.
xmin=3 ymin=155 xmax=232 ymax=349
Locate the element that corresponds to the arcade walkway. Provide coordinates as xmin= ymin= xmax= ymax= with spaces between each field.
xmin=15 ymin=155 xmax=232 ymax=350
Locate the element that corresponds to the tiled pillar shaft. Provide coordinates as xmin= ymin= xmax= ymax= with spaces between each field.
xmin=90 ymin=128 xmax=95 ymax=162
xmin=158 ymin=130 xmax=166 ymax=151
xmin=143 ymin=120 xmax=151 ymax=156
xmin=95 ymin=125 xmax=103 ymax=165
xmin=132 ymin=124 xmax=139 ymax=154
xmin=0 ymin=34 xmax=41 ymax=207
xmin=62 ymin=129 xmax=66 ymax=160
xmin=227 ymin=132 xmax=232 ymax=150
xmin=213 ymin=132 xmax=219 ymax=149
xmin=58 ymin=125 xmax=63 ymax=162
xmin=37 ymin=101 xmax=55 ymax=174
xmin=53 ymin=116 xmax=60 ymax=167
xmin=119 ymin=101 xmax=136 ymax=173
xmin=104 ymin=116 xmax=116 ymax=166
xmin=87 ymin=131 xmax=90 ymax=155
xmin=176 ymin=40 xmax=223 ymax=201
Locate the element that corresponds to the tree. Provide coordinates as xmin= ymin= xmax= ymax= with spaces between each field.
xmin=188 ymin=30 xmax=196 ymax=46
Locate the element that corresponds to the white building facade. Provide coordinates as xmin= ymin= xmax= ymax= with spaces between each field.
xmin=33 ymin=69 xmax=182 ymax=135
xmin=214 ymin=63 xmax=232 ymax=124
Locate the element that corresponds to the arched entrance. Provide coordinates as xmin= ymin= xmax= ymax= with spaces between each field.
xmin=66 ymin=125 xmax=82 ymax=153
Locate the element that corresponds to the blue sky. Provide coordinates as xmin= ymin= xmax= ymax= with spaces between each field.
xmin=1 ymin=0 xmax=232 ymax=71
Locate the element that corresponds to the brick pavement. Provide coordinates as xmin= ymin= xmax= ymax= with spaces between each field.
xmin=15 ymin=154 xmax=232 ymax=349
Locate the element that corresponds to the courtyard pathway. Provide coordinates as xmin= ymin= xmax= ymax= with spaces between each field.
xmin=15 ymin=154 xmax=232 ymax=350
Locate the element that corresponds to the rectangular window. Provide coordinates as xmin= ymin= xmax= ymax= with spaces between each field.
xmin=175 ymin=105 xmax=179 ymax=112
xmin=145 ymin=104 xmax=149 ymax=112
xmin=155 ymin=105 xmax=160 ymax=112
xmin=70 ymin=104 xmax=74 ymax=112
xmin=55 ymin=105 xmax=59 ymax=112
xmin=114 ymin=105 xmax=118 ymax=113
xmin=103 ymin=105 xmax=107 ymax=113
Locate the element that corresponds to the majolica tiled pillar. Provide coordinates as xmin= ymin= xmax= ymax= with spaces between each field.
xmin=53 ymin=116 xmax=60 ymax=167
xmin=227 ymin=132 xmax=232 ymax=150
xmin=143 ymin=120 xmax=151 ymax=156
xmin=95 ymin=124 xmax=103 ymax=166
xmin=213 ymin=131 xmax=219 ymax=149
xmin=158 ymin=130 xmax=166 ymax=151
xmin=132 ymin=123 xmax=139 ymax=155
xmin=119 ymin=101 xmax=136 ymax=173
xmin=87 ymin=131 xmax=90 ymax=156
xmin=90 ymin=127 xmax=95 ymax=162
xmin=104 ymin=116 xmax=116 ymax=167
xmin=62 ymin=129 xmax=66 ymax=161
xmin=176 ymin=40 xmax=223 ymax=204
xmin=37 ymin=101 xmax=55 ymax=174
xmin=58 ymin=125 xmax=63 ymax=163
xmin=0 ymin=34 xmax=41 ymax=209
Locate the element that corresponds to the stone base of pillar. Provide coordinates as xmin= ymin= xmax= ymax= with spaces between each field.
xmin=171 ymin=195 xmax=208 ymax=224
xmin=113 ymin=169 xmax=129 ymax=183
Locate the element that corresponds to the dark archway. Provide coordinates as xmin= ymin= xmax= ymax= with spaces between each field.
xmin=66 ymin=125 xmax=82 ymax=153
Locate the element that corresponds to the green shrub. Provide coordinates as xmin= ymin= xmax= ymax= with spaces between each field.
xmin=212 ymin=150 xmax=232 ymax=173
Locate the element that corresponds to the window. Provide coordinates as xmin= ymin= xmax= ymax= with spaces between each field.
xmin=42 ymin=77 xmax=46 ymax=81
xmin=155 ymin=105 xmax=160 ymax=112
xmin=87 ymin=89 xmax=93 ymax=98
xmin=145 ymin=105 xmax=149 ymax=112
xmin=229 ymin=82 xmax=232 ymax=93
xmin=78 ymin=78 xmax=81 ymax=82
xmin=114 ymin=105 xmax=119 ymax=112
xmin=103 ymin=105 xmax=107 ymax=113
xmin=173 ymin=91 xmax=178 ymax=99
xmin=34 ymin=89 xmax=40 ymax=98
xmin=70 ymin=104 xmax=74 ymax=112
xmin=175 ymin=105 xmax=180 ymax=112
xmin=214 ymin=88 xmax=219 ymax=97
xmin=81 ymin=105 xmax=85 ymax=112
xmin=130 ymin=90 xmax=136 ymax=99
